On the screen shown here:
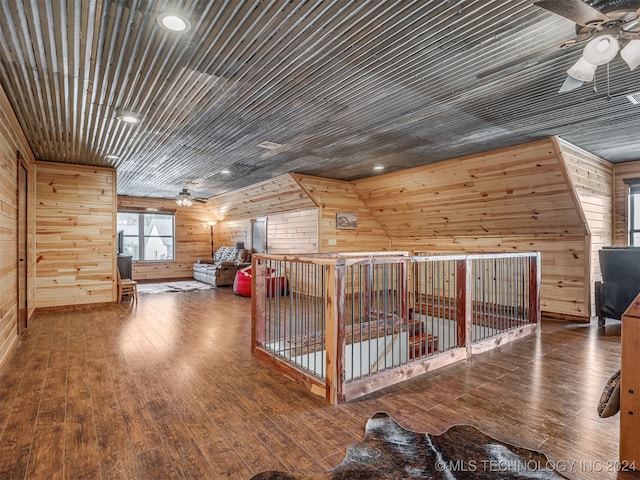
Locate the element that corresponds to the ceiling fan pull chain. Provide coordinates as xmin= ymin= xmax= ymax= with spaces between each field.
xmin=593 ymin=71 xmax=598 ymax=93
xmin=607 ymin=62 xmax=612 ymax=101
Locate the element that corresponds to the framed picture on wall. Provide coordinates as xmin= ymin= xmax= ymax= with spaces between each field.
xmin=336 ymin=212 xmax=357 ymax=230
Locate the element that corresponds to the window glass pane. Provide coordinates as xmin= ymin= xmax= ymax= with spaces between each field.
xmin=123 ymin=237 xmax=140 ymax=260
xmin=117 ymin=212 xmax=139 ymax=235
xmin=634 ymin=195 xmax=640 ymax=228
xmin=117 ymin=211 xmax=175 ymax=262
xmin=634 ymin=232 xmax=640 ymax=246
xmin=144 ymin=214 xmax=174 ymax=236
xmin=118 ymin=212 xmax=140 ymax=260
xmin=143 ymin=236 xmax=174 ymax=261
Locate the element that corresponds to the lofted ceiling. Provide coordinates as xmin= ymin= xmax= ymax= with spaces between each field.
xmin=1 ymin=0 xmax=639 ymax=200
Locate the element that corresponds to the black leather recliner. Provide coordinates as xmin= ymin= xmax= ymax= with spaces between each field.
xmin=595 ymin=247 xmax=640 ymax=326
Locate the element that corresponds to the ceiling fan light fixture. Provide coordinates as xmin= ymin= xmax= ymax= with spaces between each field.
xmin=559 ymin=75 xmax=584 ymax=93
xmin=622 ymin=40 xmax=640 ymax=70
xmin=567 ymin=56 xmax=597 ymax=82
xmin=583 ymin=34 xmax=620 ymax=65
xmin=176 ymin=188 xmax=193 ymax=207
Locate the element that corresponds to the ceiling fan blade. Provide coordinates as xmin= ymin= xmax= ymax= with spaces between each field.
xmin=534 ymin=0 xmax=610 ymax=26
xmin=177 ymin=188 xmax=208 ymax=203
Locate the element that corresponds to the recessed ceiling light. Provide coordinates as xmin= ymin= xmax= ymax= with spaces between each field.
xmin=257 ymin=141 xmax=282 ymax=150
xmin=105 ymin=154 xmax=120 ymax=160
xmin=157 ymin=12 xmax=192 ymax=33
xmin=220 ymin=170 xmax=231 ymax=174
xmin=117 ymin=112 xmax=140 ymax=124
xmin=373 ymin=165 xmax=385 ymax=171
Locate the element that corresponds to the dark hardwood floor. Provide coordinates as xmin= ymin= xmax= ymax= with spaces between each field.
xmin=0 ymin=287 xmax=635 ymax=479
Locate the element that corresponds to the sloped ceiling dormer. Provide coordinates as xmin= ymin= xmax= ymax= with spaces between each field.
xmin=208 ymin=173 xmax=317 ymax=221
xmin=352 ymin=137 xmax=591 ymax=238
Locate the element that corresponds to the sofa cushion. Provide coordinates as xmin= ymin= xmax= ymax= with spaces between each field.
xmin=214 ymin=246 xmax=240 ymax=263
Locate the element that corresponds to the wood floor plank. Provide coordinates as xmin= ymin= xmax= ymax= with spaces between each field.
xmin=142 ymin=390 xmax=218 ymax=479
xmin=217 ymin=412 xmax=288 ymax=475
xmin=26 ymin=361 xmax=67 ymax=480
xmin=134 ymin=446 xmax=180 ymax=480
xmin=114 ymin=374 xmax=164 ymax=455
xmin=201 ymin=437 xmax=254 ymax=478
xmin=0 ymin=315 xmax=54 ymax=478
xmin=0 ymin=288 xmax=631 ymax=480
xmin=65 ymin=391 xmax=102 ymax=479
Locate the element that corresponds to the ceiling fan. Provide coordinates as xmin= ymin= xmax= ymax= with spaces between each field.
xmin=175 ymin=188 xmax=207 ymax=207
xmin=534 ymin=0 xmax=640 ymax=93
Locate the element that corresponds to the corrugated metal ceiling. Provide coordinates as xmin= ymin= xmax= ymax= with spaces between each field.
xmin=0 ymin=0 xmax=639 ymax=200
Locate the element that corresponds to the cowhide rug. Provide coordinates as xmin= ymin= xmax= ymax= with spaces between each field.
xmin=252 ymin=412 xmax=569 ymax=479
xmin=137 ymin=280 xmax=213 ymax=295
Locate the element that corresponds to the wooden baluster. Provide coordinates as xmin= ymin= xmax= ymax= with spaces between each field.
xmin=528 ymin=254 xmax=541 ymax=327
xmin=456 ymin=258 xmax=472 ymax=356
xmin=251 ymin=257 xmax=267 ymax=353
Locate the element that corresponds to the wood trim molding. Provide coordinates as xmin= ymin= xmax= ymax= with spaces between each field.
xmin=552 ymin=136 xmax=591 ymax=237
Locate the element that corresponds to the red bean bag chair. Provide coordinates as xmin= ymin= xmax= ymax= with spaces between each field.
xmin=234 ymin=267 xmax=288 ymax=297
xmin=233 ymin=267 xmax=252 ymax=297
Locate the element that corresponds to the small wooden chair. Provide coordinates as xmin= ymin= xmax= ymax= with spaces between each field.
xmin=117 ymin=267 xmax=138 ymax=302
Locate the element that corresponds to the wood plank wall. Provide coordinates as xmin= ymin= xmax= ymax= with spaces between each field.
xmin=207 ymin=173 xmax=387 ymax=254
xmin=212 ymin=211 xmax=319 ymax=255
xmin=0 ymin=82 xmax=36 ymax=368
xmin=294 ymin=174 xmax=389 ymax=253
xmin=353 ymin=138 xmax=593 ymax=319
xmin=353 ymin=138 xmax=587 ymax=237
xmin=613 ymin=161 xmax=640 ymax=245
xmin=203 ymin=138 xmax=612 ymax=319
xmin=556 ymin=137 xmax=613 ymax=315
xmin=117 ymin=197 xmax=214 ymax=281
xmin=208 ymin=174 xmax=317 ymax=221
xmin=216 ymin=219 xmax=252 ymax=251
xmin=267 ymin=209 xmax=318 ymax=254
xmin=36 ymin=162 xmax=116 ymax=307
xmin=391 ymin=235 xmax=588 ymax=318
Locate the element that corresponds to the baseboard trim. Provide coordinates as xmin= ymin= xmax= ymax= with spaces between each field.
xmin=135 ymin=277 xmax=193 ymax=284
xmin=542 ymin=310 xmax=590 ymax=323
xmin=34 ymin=301 xmax=114 ymax=314
xmin=0 ymin=332 xmax=19 ymax=375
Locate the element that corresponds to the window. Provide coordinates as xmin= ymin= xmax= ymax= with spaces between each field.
xmin=628 ymin=181 xmax=640 ymax=246
xmin=117 ymin=212 xmax=175 ymax=261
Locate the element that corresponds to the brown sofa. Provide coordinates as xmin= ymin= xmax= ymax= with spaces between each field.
xmin=193 ymin=246 xmax=251 ymax=287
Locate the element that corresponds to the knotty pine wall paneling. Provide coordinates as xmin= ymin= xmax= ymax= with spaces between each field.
xmin=36 ymin=162 xmax=116 ymax=307
xmin=215 ymin=219 xmax=252 ymax=251
xmin=556 ymin=137 xmax=613 ymax=316
xmin=391 ymin=235 xmax=588 ymax=318
xmin=0 ymin=82 xmax=36 ymax=369
xmin=355 ymin=137 xmax=592 ymax=320
xmin=118 ymin=197 xmax=213 ymax=281
xmin=294 ymin=174 xmax=390 ymax=252
xmin=613 ymin=161 xmax=640 ymax=246
xmin=208 ymin=174 xmax=317 ymax=221
xmin=267 ymin=209 xmax=318 ymax=254
xmin=213 ymin=211 xmax=318 ymax=255
xmin=353 ymin=138 xmax=587 ymax=237
xmin=204 ymin=137 xmax=610 ymax=320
